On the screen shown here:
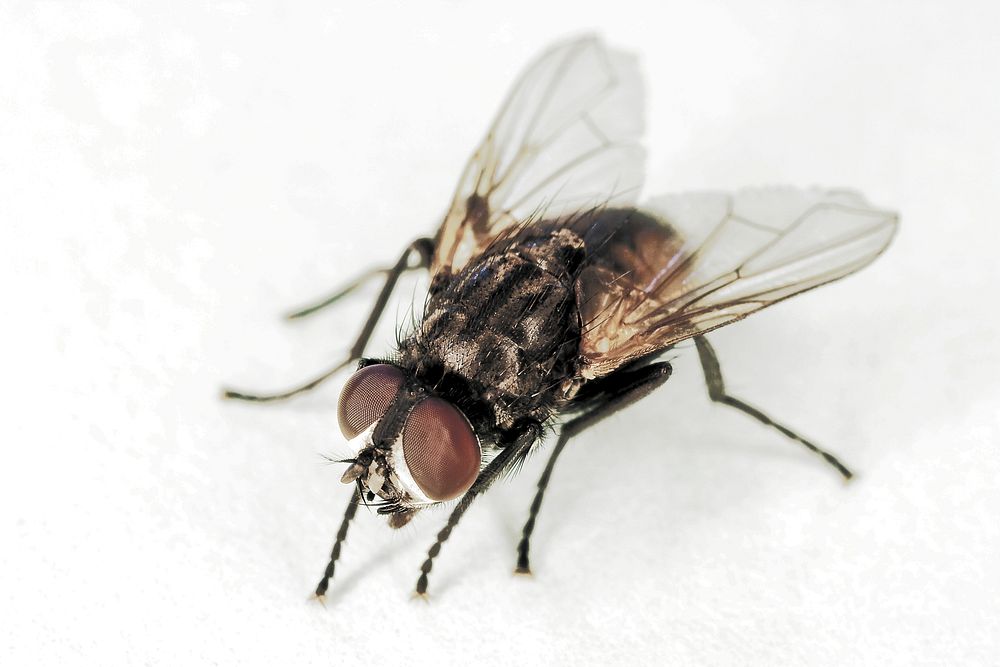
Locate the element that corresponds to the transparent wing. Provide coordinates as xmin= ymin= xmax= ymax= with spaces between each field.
xmin=578 ymin=187 xmax=899 ymax=377
xmin=432 ymin=34 xmax=646 ymax=277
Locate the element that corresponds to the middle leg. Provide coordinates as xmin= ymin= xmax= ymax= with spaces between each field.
xmin=516 ymin=361 xmax=673 ymax=574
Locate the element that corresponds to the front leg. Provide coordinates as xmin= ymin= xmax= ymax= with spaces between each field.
xmin=414 ymin=421 xmax=542 ymax=597
xmin=287 ymin=238 xmax=434 ymax=320
xmin=313 ymin=487 xmax=362 ymax=601
xmin=222 ymin=237 xmax=434 ymax=403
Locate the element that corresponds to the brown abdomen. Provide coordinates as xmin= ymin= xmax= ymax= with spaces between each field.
xmin=569 ymin=208 xmax=690 ymax=378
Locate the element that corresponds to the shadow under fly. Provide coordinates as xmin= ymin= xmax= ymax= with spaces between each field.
xmin=223 ymin=35 xmax=897 ymax=601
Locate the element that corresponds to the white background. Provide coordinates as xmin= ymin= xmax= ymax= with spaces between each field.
xmin=3 ymin=2 xmax=998 ymax=665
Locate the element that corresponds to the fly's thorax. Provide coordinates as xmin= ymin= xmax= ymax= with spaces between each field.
xmin=510 ymin=225 xmax=586 ymax=275
xmin=409 ymin=231 xmax=586 ymax=429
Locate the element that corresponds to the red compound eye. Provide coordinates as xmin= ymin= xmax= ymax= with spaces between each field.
xmin=337 ymin=364 xmax=405 ymax=439
xmin=402 ymin=398 xmax=481 ymax=501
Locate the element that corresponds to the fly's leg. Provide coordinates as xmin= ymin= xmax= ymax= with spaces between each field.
xmin=287 ymin=238 xmax=433 ymax=320
xmin=415 ymin=421 xmax=542 ymax=598
xmin=313 ymin=486 xmax=362 ymax=602
xmin=221 ymin=238 xmax=434 ymax=403
xmin=693 ymin=335 xmax=853 ymax=480
xmin=286 ymin=267 xmax=389 ymax=320
xmin=515 ymin=362 xmax=673 ymax=575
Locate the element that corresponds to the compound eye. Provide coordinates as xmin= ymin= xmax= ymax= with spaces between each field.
xmin=337 ymin=364 xmax=405 ymax=439
xmin=402 ymin=398 xmax=481 ymax=501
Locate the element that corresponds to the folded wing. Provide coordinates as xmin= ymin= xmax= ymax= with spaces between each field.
xmin=432 ymin=35 xmax=646 ymax=277
xmin=577 ymin=188 xmax=899 ymax=377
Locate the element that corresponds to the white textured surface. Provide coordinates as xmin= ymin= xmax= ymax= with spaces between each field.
xmin=3 ymin=2 xmax=998 ymax=665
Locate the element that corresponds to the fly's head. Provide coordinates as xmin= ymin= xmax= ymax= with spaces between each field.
xmin=336 ymin=362 xmax=482 ymax=528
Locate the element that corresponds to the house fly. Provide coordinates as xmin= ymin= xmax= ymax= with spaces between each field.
xmin=223 ymin=35 xmax=898 ymax=600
